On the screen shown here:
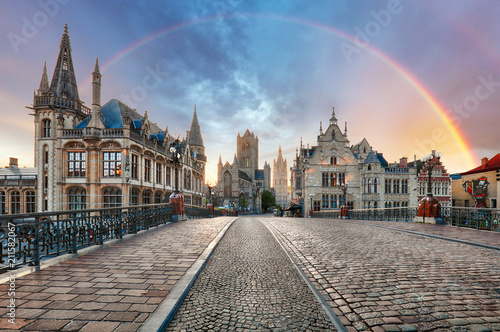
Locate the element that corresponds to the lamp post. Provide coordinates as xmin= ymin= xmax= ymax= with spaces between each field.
xmin=169 ymin=139 xmax=185 ymax=221
xmin=419 ymin=151 xmax=442 ymax=223
xmin=207 ymin=181 xmax=216 ymax=218
xmin=309 ymin=194 xmax=313 ymax=218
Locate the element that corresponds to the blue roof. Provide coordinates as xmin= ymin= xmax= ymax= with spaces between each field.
xmin=74 ymin=117 xmax=89 ymax=129
xmin=255 ymin=170 xmax=265 ymax=180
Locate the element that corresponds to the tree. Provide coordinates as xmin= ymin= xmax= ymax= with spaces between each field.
xmin=261 ymin=190 xmax=276 ymax=211
xmin=239 ymin=195 xmax=248 ymax=210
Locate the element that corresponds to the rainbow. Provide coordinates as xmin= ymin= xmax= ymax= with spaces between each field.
xmin=81 ymin=13 xmax=477 ymax=167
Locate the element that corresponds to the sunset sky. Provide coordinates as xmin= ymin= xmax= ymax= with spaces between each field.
xmin=1 ymin=1 xmax=499 ymax=182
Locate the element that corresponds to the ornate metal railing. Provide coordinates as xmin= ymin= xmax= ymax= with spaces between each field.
xmin=0 ymin=203 xmax=213 ymax=273
xmin=313 ymin=206 xmax=500 ymax=232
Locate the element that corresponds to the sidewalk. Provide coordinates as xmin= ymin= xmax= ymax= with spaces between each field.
xmin=0 ymin=217 xmax=234 ymax=331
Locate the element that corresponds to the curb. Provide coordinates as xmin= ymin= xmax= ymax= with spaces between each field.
xmin=139 ymin=217 xmax=238 ymax=332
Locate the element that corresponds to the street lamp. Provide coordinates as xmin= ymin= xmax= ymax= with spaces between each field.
xmin=418 ymin=151 xmax=442 ymax=223
xmin=169 ymin=139 xmax=185 ymax=221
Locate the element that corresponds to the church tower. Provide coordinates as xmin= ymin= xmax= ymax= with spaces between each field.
xmin=236 ymin=129 xmax=258 ymax=179
xmin=273 ymin=144 xmax=288 ymax=208
xmin=32 ymin=24 xmax=89 ymax=212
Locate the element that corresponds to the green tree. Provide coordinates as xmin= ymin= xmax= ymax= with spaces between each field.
xmin=239 ymin=195 xmax=248 ymax=209
xmin=261 ymin=190 xmax=276 ymax=211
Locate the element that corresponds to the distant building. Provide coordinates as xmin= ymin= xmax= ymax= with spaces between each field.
xmin=217 ymin=129 xmax=271 ymax=213
xmin=24 ymin=25 xmax=207 ymax=213
xmin=290 ymin=107 xmax=436 ymax=214
xmin=0 ymin=158 xmax=37 ymax=215
xmin=410 ymin=152 xmax=451 ymax=208
xmin=452 ymin=154 xmax=500 ymax=208
xmin=273 ymin=145 xmax=288 ymax=208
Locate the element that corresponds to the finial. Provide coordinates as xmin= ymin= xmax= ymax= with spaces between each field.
xmin=344 ymin=121 xmax=348 ymax=136
xmin=93 ymin=58 xmax=100 ymax=74
xmin=320 ymin=121 xmax=323 ymax=134
xmin=194 ymin=104 xmax=197 ymax=113
xmin=64 ymin=23 xmax=68 ymax=35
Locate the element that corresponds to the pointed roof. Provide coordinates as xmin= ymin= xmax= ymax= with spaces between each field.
xmin=93 ymin=57 xmax=100 ymax=75
xmin=189 ymin=104 xmax=204 ymax=146
xmin=329 ymin=106 xmax=337 ymax=125
xmin=363 ymin=151 xmax=381 ymax=164
xmin=277 ymin=144 xmax=285 ymax=163
xmin=38 ymin=61 xmax=49 ymax=94
xmin=243 ymin=129 xmax=253 ymax=137
xmin=218 ymin=154 xmax=223 ymax=165
xmin=50 ymin=24 xmax=79 ymax=101
xmin=233 ymin=154 xmax=238 ymax=165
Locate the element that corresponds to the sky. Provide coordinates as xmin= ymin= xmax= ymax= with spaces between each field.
xmin=1 ymin=0 xmax=499 ymax=183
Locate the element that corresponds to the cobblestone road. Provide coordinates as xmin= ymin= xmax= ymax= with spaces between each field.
xmin=265 ymin=217 xmax=500 ymax=332
xmin=167 ymin=217 xmax=337 ymax=331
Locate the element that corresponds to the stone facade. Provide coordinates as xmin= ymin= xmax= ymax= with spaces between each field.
xmin=30 ymin=25 xmax=206 ymax=212
xmin=217 ymin=130 xmax=271 ymax=213
xmin=290 ymin=107 xmax=422 ymax=214
xmin=0 ymin=158 xmax=37 ymax=215
xmin=273 ymin=145 xmax=288 ymax=208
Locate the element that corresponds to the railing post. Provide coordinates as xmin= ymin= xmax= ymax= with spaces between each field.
xmin=56 ymin=214 xmax=60 ymax=256
xmin=34 ymin=216 xmax=40 ymax=267
xmin=99 ymin=211 xmax=104 ymax=245
xmin=72 ymin=217 xmax=77 ymax=254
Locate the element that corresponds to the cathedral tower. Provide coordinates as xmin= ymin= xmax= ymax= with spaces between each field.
xmin=273 ymin=144 xmax=288 ymax=207
xmin=236 ymin=129 xmax=258 ymax=179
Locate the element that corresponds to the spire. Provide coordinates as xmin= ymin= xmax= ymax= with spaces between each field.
xmin=218 ymin=154 xmax=223 ymax=165
xmin=319 ymin=121 xmax=323 ymax=135
xmin=87 ymin=58 xmax=103 ymax=129
xmin=233 ymin=154 xmax=238 ymax=165
xmin=189 ymin=104 xmax=204 ymax=146
xmin=50 ymin=24 xmax=79 ymax=101
xmin=277 ymin=144 xmax=284 ymax=163
xmin=329 ymin=106 xmax=337 ymax=125
xmin=38 ymin=61 xmax=49 ymax=95
xmin=344 ymin=121 xmax=348 ymax=137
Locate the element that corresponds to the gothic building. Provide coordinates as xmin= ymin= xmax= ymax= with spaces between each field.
xmin=28 ymin=25 xmax=206 ymax=212
xmin=290 ymin=107 xmax=421 ymax=214
xmin=217 ymin=129 xmax=271 ymax=213
xmin=273 ymin=145 xmax=288 ymax=208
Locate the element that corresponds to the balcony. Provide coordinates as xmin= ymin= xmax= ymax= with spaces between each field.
xmin=34 ymin=95 xmax=90 ymax=115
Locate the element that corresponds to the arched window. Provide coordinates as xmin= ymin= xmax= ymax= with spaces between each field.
xmin=42 ymin=119 xmax=51 ymax=138
xmin=154 ymin=191 xmax=162 ymax=204
xmin=103 ymin=188 xmax=122 ymax=208
xmin=224 ymin=171 xmax=232 ymax=198
xmin=143 ymin=190 xmax=151 ymax=205
xmin=68 ymin=188 xmax=86 ymax=211
xmin=130 ymin=189 xmax=140 ymax=205
xmin=26 ymin=191 xmax=36 ymax=213
xmin=11 ymin=191 xmax=20 ymax=214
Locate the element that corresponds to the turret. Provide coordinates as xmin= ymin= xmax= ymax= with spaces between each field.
xmin=87 ymin=58 xmax=104 ymax=129
xmin=37 ymin=61 xmax=49 ymax=95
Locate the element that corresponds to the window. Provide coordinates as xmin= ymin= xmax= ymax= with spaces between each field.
xmin=130 ymin=189 xmax=140 ymax=205
xmin=44 ymin=175 xmax=48 ymax=189
xmin=26 ymin=191 xmax=36 ymax=213
xmin=330 ymin=195 xmax=337 ymax=208
xmin=322 ymin=173 xmax=329 ymax=187
xmin=374 ymin=178 xmax=378 ymax=193
xmin=11 ymin=191 xmax=20 ymax=214
xmin=43 ymin=146 xmax=49 ymax=164
xmin=42 ymin=119 xmax=51 ymax=137
xmin=322 ymin=194 xmax=328 ymax=208
xmin=144 ymin=159 xmax=151 ymax=182
xmin=103 ymin=188 xmax=122 ymax=208
xmin=155 ymin=191 xmax=162 ymax=204
xmin=166 ymin=167 xmax=171 ymax=186
xmin=330 ymin=157 xmax=337 ymax=165
xmin=143 ymin=190 xmax=151 ymax=204
xmin=330 ymin=173 xmax=336 ymax=187
xmin=103 ymin=152 xmax=122 ymax=177
xmin=131 ymin=154 xmax=139 ymax=179
xmin=402 ymin=180 xmax=408 ymax=194
xmin=295 ymin=176 xmax=301 ymax=190
xmin=0 ymin=191 xmax=5 ymax=215
xmin=156 ymin=163 xmax=162 ymax=184
xmin=339 ymin=194 xmax=345 ymax=207
xmin=385 ymin=179 xmax=391 ymax=193
xmin=394 ymin=180 xmax=400 ymax=194
xmin=68 ymin=188 xmax=86 ymax=211
xmin=313 ymin=200 xmax=321 ymax=211
xmin=339 ymin=173 xmax=345 ymax=186
xmin=68 ymin=152 xmax=86 ymax=177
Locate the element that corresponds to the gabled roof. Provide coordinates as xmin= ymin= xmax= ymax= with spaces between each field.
xmin=363 ymin=151 xmax=380 ymax=164
xmin=461 ymin=153 xmax=500 ymax=175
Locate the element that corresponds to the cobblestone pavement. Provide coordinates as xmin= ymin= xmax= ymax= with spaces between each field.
xmin=264 ymin=216 xmax=500 ymax=332
xmin=0 ymin=217 xmax=233 ymax=331
xmin=167 ymin=217 xmax=337 ymax=331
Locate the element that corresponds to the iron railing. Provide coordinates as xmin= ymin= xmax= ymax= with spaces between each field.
xmin=0 ymin=203 xmax=213 ymax=273
xmin=313 ymin=206 xmax=500 ymax=232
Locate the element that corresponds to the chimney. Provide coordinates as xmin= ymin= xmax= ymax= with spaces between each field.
xmin=400 ymin=157 xmax=408 ymax=167
xmin=9 ymin=158 xmax=18 ymax=168
xmin=481 ymin=157 xmax=488 ymax=169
